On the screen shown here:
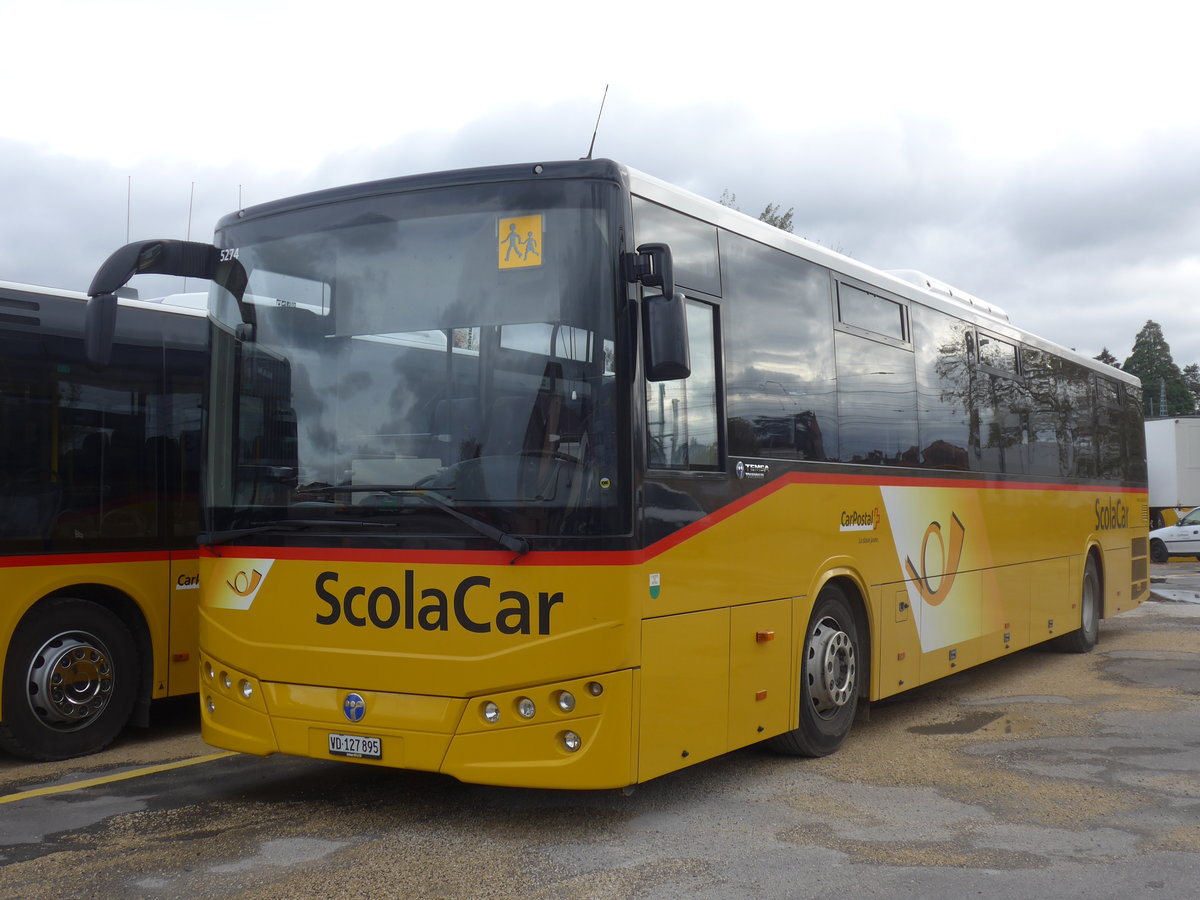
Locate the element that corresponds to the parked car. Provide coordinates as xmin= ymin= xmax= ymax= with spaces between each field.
xmin=1150 ymin=507 xmax=1200 ymax=561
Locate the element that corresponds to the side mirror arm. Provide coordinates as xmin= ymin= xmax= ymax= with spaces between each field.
xmin=88 ymin=239 xmax=222 ymax=298
xmin=627 ymin=243 xmax=690 ymax=382
xmin=84 ymin=239 xmax=253 ymax=367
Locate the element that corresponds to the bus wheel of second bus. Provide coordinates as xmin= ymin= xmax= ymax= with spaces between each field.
xmin=769 ymin=582 xmax=862 ymax=757
xmin=1053 ymin=554 xmax=1101 ymax=654
xmin=0 ymin=598 xmax=139 ymax=761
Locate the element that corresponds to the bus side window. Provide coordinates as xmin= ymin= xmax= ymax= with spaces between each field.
xmin=647 ymin=299 xmax=720 ymax=469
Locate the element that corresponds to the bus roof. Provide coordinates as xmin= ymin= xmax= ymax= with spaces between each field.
xmin=190 ymin=157 xmax=1130 ymax=390
xmin=0 ymin=280 xmax=205 ymax=318
xmin=623 ymin=163 xmax=1137 ymax=389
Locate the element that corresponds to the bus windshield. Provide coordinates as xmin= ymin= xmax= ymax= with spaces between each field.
xmin=206 ymin=178 xmax=628 ymax=542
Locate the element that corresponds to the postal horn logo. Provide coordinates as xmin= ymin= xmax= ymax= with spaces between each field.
xmin=209 ymin=559 xmax=274 ymax=610
xmin=228 ymin=569 xmax=264 ymax=597
xmin=904 ymin=513 xmax=966 ymax=607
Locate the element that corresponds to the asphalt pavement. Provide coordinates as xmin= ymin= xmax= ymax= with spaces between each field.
xmin=1150 ymin=558 xmax=1200 ymax=603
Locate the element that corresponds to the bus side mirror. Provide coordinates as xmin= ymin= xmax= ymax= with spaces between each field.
xmin=85 ymin=292 xmax=117 ymax=367
xmin=629 ymin=242 xmax=690 ymax=382
xmin=643 ymin=292 xmax=690 ymax=382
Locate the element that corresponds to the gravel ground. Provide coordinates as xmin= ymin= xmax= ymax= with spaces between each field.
xmin=1 ymin=595 xmax=1197 ymax=900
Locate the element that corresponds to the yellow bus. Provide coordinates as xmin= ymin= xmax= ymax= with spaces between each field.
xmin=86 ymin=160 xmax=1149 ymax=788
xmin=0 ymin=281 xmax=206 ymax=760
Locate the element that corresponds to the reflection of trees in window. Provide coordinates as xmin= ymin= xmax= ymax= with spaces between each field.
xmin=1119 ymin=383 xmax=1147 ymax=482
xmin=1024 ymin=351 xmax=1097 ymax=478
xmin=1094 ymin=376 xmax=1124 ymax=480
xmin=914 ymin=305 xmax=971 ymax=470
xmin=923 ymin=311 xmax=1036 ymax=476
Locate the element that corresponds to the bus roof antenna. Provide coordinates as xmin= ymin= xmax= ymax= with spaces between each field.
xmin=583 ymin=85 xmax=609 ymax=160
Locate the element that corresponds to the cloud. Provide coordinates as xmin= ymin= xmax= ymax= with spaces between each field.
xmin=4 ymin=105 xmax=1199 ymax=370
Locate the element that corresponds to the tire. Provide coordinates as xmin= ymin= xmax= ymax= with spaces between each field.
xmin=1150 ymin=539 xmax=1168 ymax=563
xmin=1053 ymin=555 xmax=1101 ymax=653
xmin=769 ymin=583 xmax=861 ymax=757
xmin=0 ymin=598 xmax=139 ymax=760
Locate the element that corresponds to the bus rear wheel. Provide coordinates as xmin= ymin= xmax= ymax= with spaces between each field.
xmin=0 ymin=598 xmax=138 ymax=761
xmin=769 ymin=583 xmax=861 ymax=757
xmin=1053 ymin=555 xmax=1101 ymax=653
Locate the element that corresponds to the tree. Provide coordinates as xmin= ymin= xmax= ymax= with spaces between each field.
xmin=1184 ymin=364 xmax=1200 ymax=411
xmin=717 ymin=189 xmax=794 ymax=233
xmin=1094 ymin=348 xmax=1120 ymax=369
xmin=759 ymin=202 xmax=794 ymax=233
xmin=1122 ymin=320 xmax=1195 ymax=417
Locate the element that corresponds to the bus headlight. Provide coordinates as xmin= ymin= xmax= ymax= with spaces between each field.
xmin=482 ymin=701 xmax=501 ymax=724
xmin=556 ymin=691 xmax=576 ymax=713
xmin=516 ymin=697 xmax=536 ymax=719
xmin=560 ymin=731 xmax=582 ymax=752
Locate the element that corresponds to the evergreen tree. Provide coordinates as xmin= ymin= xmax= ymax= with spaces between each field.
xmin=1122 ymin=320 xmax=1195 ymax=416
xmin=1094 ymin=348 xmax=1120 ymax=368
xmin=1184 ymin=364 xmax=1200 ymax=411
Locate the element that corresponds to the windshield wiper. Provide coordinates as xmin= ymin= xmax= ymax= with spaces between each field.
xmin=295 ymin=484 xmax=530 ymax=558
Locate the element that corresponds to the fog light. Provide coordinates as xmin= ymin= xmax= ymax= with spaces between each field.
xmin=561 ymin=731 xmax=582 ymax=752
xmin=556 ymin=691 xmax=576 ymax=713
xmin=586 ymin=681 xmax=603 ymax=697
xmin=239 ymin=680 xmax=254 ymax=700
xmin=516 ymin=697 xmax=536 ymax=719
xmin=206 ymin=696 xmax=215 ymax=714
xmin=221 ymin=671 xmax=232 ymax=690
xmin=482 ymin=701 xmax=501 ymax=723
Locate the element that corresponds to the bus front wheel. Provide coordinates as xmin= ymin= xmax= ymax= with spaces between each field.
xmin=0 ymin=598 xmax=139 ymax=760
xmin=769 ymin=583 xmax=861 ymax=757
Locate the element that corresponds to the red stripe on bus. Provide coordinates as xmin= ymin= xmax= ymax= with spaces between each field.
xmin=199 ymin=473 xmax=1146 ymax=568
xmin=2 ymin=550 xmax=197 ymax=568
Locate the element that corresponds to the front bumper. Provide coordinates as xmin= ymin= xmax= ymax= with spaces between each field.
xmin=199 ymin=653 xmax=637 ymax=789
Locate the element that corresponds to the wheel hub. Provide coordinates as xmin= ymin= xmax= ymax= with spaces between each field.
xmin=807 ymin=617 xmax=856 ymax=716
xmin=26 ymin=633 xmax=115 ymax=729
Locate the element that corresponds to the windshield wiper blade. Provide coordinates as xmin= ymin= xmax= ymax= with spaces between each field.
xmin=409 ymin=489 xmax=529 ymax=558
xmin=295 ymin=484 xmax=528 ymax=558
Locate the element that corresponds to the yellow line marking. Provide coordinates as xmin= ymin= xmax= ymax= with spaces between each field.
xmin=0 ymin=751 xmax=238 ymax=805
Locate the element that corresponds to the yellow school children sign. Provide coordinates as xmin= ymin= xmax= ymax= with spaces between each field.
xmin=498 ymin=215 xmax=543 ymax=269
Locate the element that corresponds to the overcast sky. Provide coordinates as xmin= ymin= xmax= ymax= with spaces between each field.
xmin=3 ymin=0 xmax=1197 ymax=366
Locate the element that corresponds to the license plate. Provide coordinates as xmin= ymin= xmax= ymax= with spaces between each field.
xmin=328 ymin=732 xmax=382 ymax=759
